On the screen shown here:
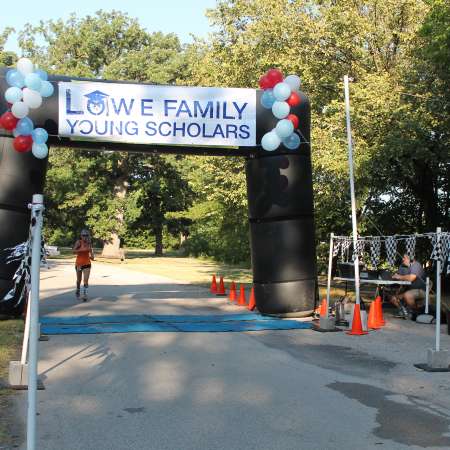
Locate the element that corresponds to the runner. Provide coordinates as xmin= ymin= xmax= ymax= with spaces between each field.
xmin=73 ymin=229 xmax=94 ymax=301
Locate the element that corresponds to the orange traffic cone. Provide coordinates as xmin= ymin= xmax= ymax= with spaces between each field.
xmin=229 ymin=281 xmax=237 ymax=302
xmin=210 ymin=275 xmax=217 ymax=294
xmin=319 ymin=299 xmax=327 ymax=317
xmin=216 ymin=276 xmax=226 ymax=296
xmin=247 ymin=287 xmax=256 ymax=311
xmin=368 ymin=301 xmax=381 ymax=329
xmin=346 ymin=304 xmax=368 ymax=335
xmin=238 ymin=285 xmax=247 ymax=306
xmin=375 ymin=295 xmax=385 ymax=326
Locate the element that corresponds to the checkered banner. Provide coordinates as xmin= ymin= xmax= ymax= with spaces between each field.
xmin=332 ymin=240 xmax=341 ymax=257
xmin=447 ymin=241 xmax=450 ymax=275
xmin=441 ymin=233 xmax=450 ymax=264
xmin=430 ymin=234 xmax=442 ymax=262
xmin=405 ymin=236 xmax=416 ymax=260
xmin=431 ymin=232 xmax=450 ymax=273
xmin=1 ymin=216 xmax=47 ymax=306
xmin=370 ymin=237 xmax=381 ymax=267
xmin=352 ymin=239 xmax=365 ymax=261
xmin=340 ymin=238 xmax=352 ymax=262
xmin=385 ymin=236 xmax=397 ymax=266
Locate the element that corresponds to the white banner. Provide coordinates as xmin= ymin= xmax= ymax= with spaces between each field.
xmin=58 ymin=82 xmax=256 ymax=147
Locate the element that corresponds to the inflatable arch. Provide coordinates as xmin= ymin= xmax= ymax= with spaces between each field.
xmin=0 ymin=67 xmax=317 ymax=316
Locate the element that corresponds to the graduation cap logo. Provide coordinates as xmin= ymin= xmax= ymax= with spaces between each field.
xmin=84 ymin=90 xmax=109 ymax=116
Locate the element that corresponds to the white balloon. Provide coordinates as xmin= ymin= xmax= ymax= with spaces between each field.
xmin=272 ymin=101 xmax=290 ymax=119
xmin=275 ymin=119 xmax=294 ymax=139
xmin=4 ymin=86 xmax=23 ymax=103
xmin=11 ymin=101 xmax=29 ymax=119
xmin=22 ymin=88 xmax=43 ymax=109
xmin=273 ymin=82 xmax=291 ymax=101
xmin=17 ymin=57 xmax=34 ymax=76
xmin=32 ymin=143 xmax=49 ymax=159
xmin=261 ymin=131 xmax=281 ymax=151
xmin=284 ymin=74 xmax=301 ymax=92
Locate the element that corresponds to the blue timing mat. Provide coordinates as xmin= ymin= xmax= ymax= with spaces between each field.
xmin=41 ymin=319 xmax=311 ymax=335
xmin=40 ymin=313 xmax=312 ymax=335
xmin=41 ymin=322 xmax=179 ymax=335
xmin=173 ymin=320 xmax=311 ymax=333
xmin=41 ymin=313 xmax=267 ymax=326
xmin=41 ymin=314 xmax=152 ymax=325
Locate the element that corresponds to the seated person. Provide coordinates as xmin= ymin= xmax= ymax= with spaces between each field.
xmin=389 ymin=254 xmax=426 ymax=319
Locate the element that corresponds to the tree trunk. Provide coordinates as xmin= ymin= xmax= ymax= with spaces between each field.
xmin=154 ymin=225 xmax=163 ymax=256
xmin=102 ymin=175 xmax=128 ymax=258
xmin=409 ymin=161 xmax=439 ymax=231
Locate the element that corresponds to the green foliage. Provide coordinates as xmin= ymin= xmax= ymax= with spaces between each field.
xmin=4 ymin=1 xmax=448 ymax=267
xmin=17 ymin=11 xmax=190 ymax=254
xmin=185 ymin=0 xmax=448 ymax=251
xmin=0 ymin=27 xmax=17 ymax=66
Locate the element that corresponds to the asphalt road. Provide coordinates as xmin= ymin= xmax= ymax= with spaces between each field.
xmin=15 ymin=260 xmax=450 ymax=450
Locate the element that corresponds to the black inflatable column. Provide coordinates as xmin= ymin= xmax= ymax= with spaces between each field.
xmin=246 ymin=91 xmax=317 ymax=316
xmin=0 ymin=138 xmax=47 ymax=315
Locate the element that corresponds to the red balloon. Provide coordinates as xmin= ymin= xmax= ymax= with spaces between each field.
xmin=13 ymin=135 xmax=33 ymax=153
xmin=266 ymin=68 xmax=284 ymax=87
xmin=287 ymin=114 xmax=299 ymax=129
xmin=0 ymin=112 xmax=19 ymax=131
xmin=258 ymin=75 xmax=271 ymax=90
xmin=287 ymin=91 xmax=301 ymax=107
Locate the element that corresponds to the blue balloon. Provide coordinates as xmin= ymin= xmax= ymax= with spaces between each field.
xmin=261 ymin=131 xmax=281 ymax=151
xmin=261 ymin=89 xmax=276 ymax=109
xmin=39 ymin=81 xmax=54 ymax=98
xmin=32 ymin=128 xmax=49 ymax=144
xmin=275 ymin=119 xmax=294 ymax=139
xmin=283 ymin=132 xmax=301 ymax=150
xmin=31 ymin=143 xmax=49 ymax=159
xmin=272 ymin=101 xmax=290 ymax=119
xmin=16 ymin=117 xmax=34 ymax=136
xmin=5 ymin=86 xmax=23 ymax=104
xmin=6 ymin=69 xmax=25 ymax=88
xmin=35 ymin=69 xmax=48 ymax=81
xmin=24 ymin=73 xmax=42 ymax=91
xmin=273 ymin=82 xmax=291 ymax=101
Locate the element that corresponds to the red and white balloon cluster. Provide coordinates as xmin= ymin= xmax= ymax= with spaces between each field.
xmin=0 ymin=58 xmax=53 ymax=159
xmin=258 ymin=68 xmax=302 ymax=151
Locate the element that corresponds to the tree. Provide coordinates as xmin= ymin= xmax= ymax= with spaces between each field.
xmin=183 ymin=0 xmax=446 ymax=261
xmin=18 ymin=11 xmax=190 ymax=255
xmin=0 ymin=28 xmax=17 ymax=66
xmin=125 ymin=155 xmax=193 ymax=256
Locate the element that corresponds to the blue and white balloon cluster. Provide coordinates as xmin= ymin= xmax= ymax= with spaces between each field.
xmin=2 ymin=57 xmax=53 ymax=159
xmin=258 ymin=68 xmax=302 ymax=152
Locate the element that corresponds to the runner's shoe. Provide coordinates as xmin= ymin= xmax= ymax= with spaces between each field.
xmin=82 ymin=287 xmax=88 ymax=302
xmin=394 ymin=305 xmax=409 ymax=319
xmin=76 ymin=289 xmax=80 ymax=298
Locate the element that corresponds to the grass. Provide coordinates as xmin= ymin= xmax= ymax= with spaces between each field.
xmin=50 ymin=247 xmax=450 ymax=306
xmin=0 ymin=318 xmax=24 ymax=446
xmin=106 ymin=255 xmax=253 ymax=287
xmin=54 ymin=251 xmax=369 ymax=302
xmin=54 ymin=247 xmax=254 ymax=287
xmin=0 ymin=319 xmax=24 ymax=390
xmin=51 ymin=247 xmax=381 ymax=298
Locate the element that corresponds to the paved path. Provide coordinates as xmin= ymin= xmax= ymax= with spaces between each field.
xmin=16 ymin=260 xmax=450 ymax=450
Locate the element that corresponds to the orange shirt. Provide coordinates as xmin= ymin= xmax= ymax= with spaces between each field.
xmin=75 ymin=242 xmax=91 ymax=266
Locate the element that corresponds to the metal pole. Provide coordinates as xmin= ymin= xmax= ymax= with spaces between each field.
xmin=326 ymin=233 xmax=334 ymax=318
xmin=425 ymin=277 xmax=429 ymax=315
xmin=27 ymin=194 xmax=44 ymax=450
xmin=20 ymin=293 xmax=31 ymax=366
xmin=344 ymin=75 xmax=360 ymax=305
xmin=435 ymin=227 xmax=441 ymax=352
